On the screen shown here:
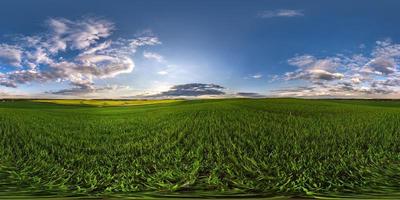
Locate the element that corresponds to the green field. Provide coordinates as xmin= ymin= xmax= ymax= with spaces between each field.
xmin=1 ymin=99 xmax=400 ymax=199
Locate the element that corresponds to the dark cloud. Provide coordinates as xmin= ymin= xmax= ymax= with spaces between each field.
xmin=151 ymin=83 xmax=225 ymax=97
xmin=47 ymin=82 xmax=95 ymax=95
xmin=0 ymin=81 xmax=17 ymax=88
xmin=47 ymin=85 xmax=130 ymax=96
xmin=236 ymin=92 xmax=265 ymax=98
xmin=285 ymin=70 xmax=344 ymax=81
xmin=49 ymin=87 xmax=93 ymax=95
xmin=374 ymin=79 xmax=400 ymax=87
xmin=366 ymin=57 xmax=396 ymax=75
xmin=0 ymin=44 xmax=22 ymax=67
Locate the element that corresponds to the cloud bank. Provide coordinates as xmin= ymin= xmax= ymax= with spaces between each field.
xmin=236 ymin=92 xmax=265 ymax=98
xmin=149 ymin=83 xmax=226 ymax=98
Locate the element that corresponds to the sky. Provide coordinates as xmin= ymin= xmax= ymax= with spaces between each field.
xmin=1 ymin=0 xmax=400 ymax=98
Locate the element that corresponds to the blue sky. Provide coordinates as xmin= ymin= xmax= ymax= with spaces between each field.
xmin=1 ymin=0 xmax=400 ymax=98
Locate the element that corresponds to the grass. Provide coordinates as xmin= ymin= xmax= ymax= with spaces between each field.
xmin=1 ymin=98 xmax=400 ymax=199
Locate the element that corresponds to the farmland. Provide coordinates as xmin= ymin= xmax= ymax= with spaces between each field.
xmin=1 ymin=98 xmax=400 ymax=199
xmin=32 ymin=99 xmax=182 ymax=107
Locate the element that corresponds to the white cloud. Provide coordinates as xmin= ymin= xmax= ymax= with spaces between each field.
xmin=142 ymin=52 xmax=177 ymax=77
xmin=0 ymin=17 xmax=161 ymax=95
xmin=258 ymin=9 xmax=304 ymax=18
xmin=46 ymin=18 xmax=114 ymax=51
xmin=157 ymin=70 xmax=168 ymax=75
xmin=252 ymin=74 xmax=263 ymax=79
xmin=244 ymin=73 xmax=263 ymax=79
xmin=288 ymin=55 xmax=342 ymax=70
xmin=130 ymin=36 xmax=161 ymax=47
xmin=278 ymin=39 xmax=400 ymax=97
xmin=143 ymin=51 xmax=165 ymax=63
xmin=80 ymin=41 xmax=112 ymax=55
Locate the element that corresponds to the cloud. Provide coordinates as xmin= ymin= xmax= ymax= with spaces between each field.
xmin=286 ymin=55 xmax=344 ymax=81
xmin=244 ymin=73 xmax=263 ymax=79
xmin=258 ymin=9 xmax=304 ymax=18
xmin=287 ymin=55 xmax=342 ymax=70
xmin=0 ymin=90 xmax=29 ymax=99
xmin=0 ymin=17 xmax=161 ymax=95
xmin=157 ymin=70 xmax=168 ymax=75
xmin=236 ymin=92 xmax=265 ymax=98
xmin=249 ymin=73 xmax=263 ymax=79
xmin=46 ymin=17 xmax=114 ymax=51
xmin=252 ymin=74 xmax=263 ymax=79
xmin=150 ymin=83 xmax=225 ymax=97
xmin=47 ymin=84 xmax=132 ymax=97
xmin=143 ymin=51 xmax=165 ymax=63
xmin=0 ymin=44 xmax=23 ymax=67
xmin=273 ymin=81 xmax=393 ymax=98
xmin=0 ymin=80 xmax=17 ymax=88
xmin=364 ymin=57 xmax=396 ymax=75
xmin=142 ymin=51 xmax=176 ymax=76
xmin=130 ymin=36 xmax=161 ymax=47
xmin=49 ymin=86 xmax=94 ymax=95
xmin=80 ymin=41 xmax=112 ymax=55
xmin=157 ymin=64 xmax=178 ymax=76
xmin=277 ymin=39 xmax=400 ymax=97
xmin=285 ymin=69 xmax=344 ymax=81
